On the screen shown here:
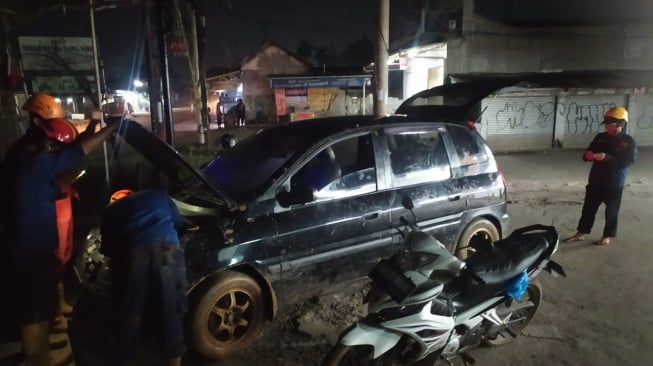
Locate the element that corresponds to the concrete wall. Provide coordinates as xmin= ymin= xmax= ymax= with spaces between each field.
xmin=447 ymin=0 xmax=653 ymax=75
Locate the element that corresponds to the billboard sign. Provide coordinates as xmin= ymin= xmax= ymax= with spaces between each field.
xmin=31 ymin=76 xmax=96 ymax=94
xmin=19 ymin=36 xmax=95 ymax=71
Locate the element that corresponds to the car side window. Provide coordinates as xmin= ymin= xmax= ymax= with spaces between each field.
xmin=447 ymin=125 xmax=487 ymax=176
xmin=385 ymin=130 xmax=451 ymax=187
xmin=291 ymin=134 xmax=377 ymax=203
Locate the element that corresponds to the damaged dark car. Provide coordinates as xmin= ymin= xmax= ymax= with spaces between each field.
xmin=74 ymin=91 xmax=510 ymax=361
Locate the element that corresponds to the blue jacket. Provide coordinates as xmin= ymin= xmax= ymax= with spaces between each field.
xmin=100 ymin=189 xmax=184 ymax=258
xmin=2 ymin=138 xmax=85 ymax=256
xmin=584 ymin=132 xmax=637 ymax=189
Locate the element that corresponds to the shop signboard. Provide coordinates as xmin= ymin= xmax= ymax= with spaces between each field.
xmin=19 ymin=36 xmax=94 ymax=71
xmin=32 ymin=76 xmax=96 ymax=94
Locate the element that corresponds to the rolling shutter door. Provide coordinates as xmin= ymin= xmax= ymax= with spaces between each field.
xmin=556 ymin=95 xmax=627 ymax=149
xmin=629 ymin=94 xmax=653 ymax=146
xmin=481 ymin=96 xmax=556 ymax=151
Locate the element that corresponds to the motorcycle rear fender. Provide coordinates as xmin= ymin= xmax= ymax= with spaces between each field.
xmin=339 ymin=322 xmax=402 ymax=359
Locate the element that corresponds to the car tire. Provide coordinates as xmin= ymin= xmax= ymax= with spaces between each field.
xmin=455 ymin=218 xmax=500 ymax=260
xmin=189 ymin=270 xmax=265 ymax=360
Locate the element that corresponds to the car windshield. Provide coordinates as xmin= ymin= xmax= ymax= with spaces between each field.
xmin=201 ymin=128 xmax=317 ymax=199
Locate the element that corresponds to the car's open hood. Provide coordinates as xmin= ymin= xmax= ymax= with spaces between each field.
xmin=115 ymin=119 xmax=236 ymax=208
xmin=396 ymin=70 xmax=653 ymax=123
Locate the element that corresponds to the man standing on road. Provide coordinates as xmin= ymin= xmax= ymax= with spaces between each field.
xmin=236 ymin=99 xmax=246 ymax=127
xmin=100 ymin=189 xmax=189 ymax=366
xmin=1 ymin=93 xmax=119 ymax=366
xmin=565 ymin=106 xmax=637 ymax=246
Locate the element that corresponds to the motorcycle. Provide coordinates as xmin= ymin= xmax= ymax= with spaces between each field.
xmin=322 ymin=198 xmax=565 ymax=366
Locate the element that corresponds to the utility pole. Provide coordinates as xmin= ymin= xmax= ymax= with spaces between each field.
xmin=173 ymin=0 xmax=206 ymax=145
xmin=144 ymin=2 xmax=164 ymax=139
xmin=373 ymin=0 xmax=389 ymax=117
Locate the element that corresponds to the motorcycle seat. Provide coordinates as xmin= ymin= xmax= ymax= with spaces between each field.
xmin=465 ymin=232 xmax=548 ymax=286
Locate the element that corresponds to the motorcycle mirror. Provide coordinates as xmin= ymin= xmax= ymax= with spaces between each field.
xmin=401 ymin=195 xmax=414 ymax=210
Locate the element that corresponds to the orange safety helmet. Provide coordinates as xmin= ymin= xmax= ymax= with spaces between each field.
xmin=604 ymin=106 xmax=628 ymax=123
xmin=41 ymin=118 xmax=78 ymax=144
xmin=109 ymin=189 xmax=134 ymax=203
xmin=22 ymin=93 xmax=64 ymax=119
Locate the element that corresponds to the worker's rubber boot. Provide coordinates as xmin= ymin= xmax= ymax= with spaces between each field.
xmin=57 ymin=282 xmax=74 ymax=317
xmin=52 ymin=315 xmax=68 ymax=333
xmin=49 ymin=347 xmax=73 ymax=366
xmin=167 ymin=356 xmax=182 ymax=366
xmin=20 ymin=321 xmax=50 ymax=366
xmin=48 ymin=333 xmax=68 ymax=350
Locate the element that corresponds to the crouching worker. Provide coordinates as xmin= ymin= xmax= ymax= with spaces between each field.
xmin=99 ymin=189 xmax=189 ymax=366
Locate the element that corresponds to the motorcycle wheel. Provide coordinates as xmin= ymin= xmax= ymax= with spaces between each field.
xmin=322 ymin=344 xmax=398 ymax=366
xmin=482 ymin=281 xmax=542 ymax=346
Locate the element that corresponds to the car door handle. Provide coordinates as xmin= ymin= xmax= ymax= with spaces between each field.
xmin=362 ymin=211 xmax=381 ymax=220
xmin=448 ymin=195 xmax=461 ymax=201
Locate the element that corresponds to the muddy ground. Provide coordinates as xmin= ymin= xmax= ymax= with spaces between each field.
xmin=1 ymin=142 xmax=652 ymax=366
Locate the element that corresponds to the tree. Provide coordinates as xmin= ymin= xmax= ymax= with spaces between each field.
xmin=341 ymin=35 xmax=374 ymax=68
xmin=296 ymin=39 xmax=314 ymax=64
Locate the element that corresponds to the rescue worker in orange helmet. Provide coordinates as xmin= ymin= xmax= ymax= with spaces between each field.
xmin=100 ymin=189 xmax=189 ymax=366
xmin=1 ymin=93 xmax=120 ymax=366
xmin=565 ymin=106 xmax=637 ymax=246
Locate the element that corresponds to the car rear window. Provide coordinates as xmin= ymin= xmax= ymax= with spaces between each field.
xmin=384 ymin=128 xmax=451 ymax=187
xmin=446 ymin=125 xmax=488 ymax=176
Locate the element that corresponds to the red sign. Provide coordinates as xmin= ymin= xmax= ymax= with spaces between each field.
xmin=167 ymin=38 xmax=187 ymax=56
xmin=274 ymin=88 xmax=287 ymax=115
xmin=285 ymin=88 xmax=307 ymax=97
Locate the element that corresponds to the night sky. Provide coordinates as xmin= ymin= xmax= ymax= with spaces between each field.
xmin=12 ymin=0 xmax=411 ymax=88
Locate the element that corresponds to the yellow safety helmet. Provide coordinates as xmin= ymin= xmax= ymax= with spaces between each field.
xmin=604 ymin=106 xmax=628 ymax=123
xmin=109 ymin=189 xmax=134 ymax=203
xmin=22 ymin=93 xmax=64 ymax=119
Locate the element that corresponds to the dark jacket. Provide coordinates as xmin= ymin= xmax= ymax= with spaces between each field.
xmin=584 ymin=132 xmax=637 ymax=189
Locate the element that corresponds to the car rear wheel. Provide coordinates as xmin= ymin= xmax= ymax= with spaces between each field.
xmin=189 ymin=270 xmax=265 ymax=360
xmin=455 ymin=218 xmax=500 ymax=260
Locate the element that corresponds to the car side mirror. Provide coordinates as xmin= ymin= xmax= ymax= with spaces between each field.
xmin=276 ymin=184 xmax=315 ymax=207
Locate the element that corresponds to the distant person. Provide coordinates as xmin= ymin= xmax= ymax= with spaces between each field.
xmin=565 ymin=106 xmax=637 ymax=246
xmin=1 ymin=92 xmax=119 ymax=366
xmin=100 ymin=189 xmax=189 ymax=366
xmin=236 ymin=99 xmax=246 ymax=127
xmin=215 ymin=101 xmax=223 ymax=128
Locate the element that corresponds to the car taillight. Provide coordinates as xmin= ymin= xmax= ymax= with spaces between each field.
xmin=499 ymin=170 xmax=508 ymax=201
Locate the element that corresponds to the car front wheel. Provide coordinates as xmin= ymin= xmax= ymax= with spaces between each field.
xmin=189 ymin=270 xmax=265 ymax=360
xmin=455 ymin=218 xmax=500 ymax=260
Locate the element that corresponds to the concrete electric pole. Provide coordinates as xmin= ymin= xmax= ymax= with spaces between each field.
xmin=374 ymin=0 xmax=389 ymax=117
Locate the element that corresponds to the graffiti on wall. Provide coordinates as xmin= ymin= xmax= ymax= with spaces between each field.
xmin=558 ymin=102 xmax=615 ymax=135
xmin=636 ymin=103 xmax=653 ymax=129
xmin=488 ymin=100 xmax=556 ymax=130
xmin=486 ymin=98 xmax=621 ymax=135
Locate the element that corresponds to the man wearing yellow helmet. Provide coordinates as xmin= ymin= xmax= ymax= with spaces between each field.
xmin=565 ymin=106 xmax=637 ymax=246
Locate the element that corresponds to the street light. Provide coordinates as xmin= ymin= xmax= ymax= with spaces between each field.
xmin=133 ymin=79 xmax=144 ymax=88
